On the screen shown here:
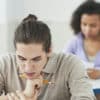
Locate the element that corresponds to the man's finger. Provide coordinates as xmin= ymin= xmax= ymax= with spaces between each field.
xmin=7 ymin=93 xmax=14 ymax=100
xmin=16 ymin=90 xmax=26 ymax=100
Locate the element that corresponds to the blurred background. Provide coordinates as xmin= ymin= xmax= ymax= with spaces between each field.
xmin=0 ymin=0 xmax=96 ymax=54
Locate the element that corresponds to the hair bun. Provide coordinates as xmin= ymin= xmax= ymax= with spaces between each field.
xmin=23 ymin=14 xmax=38 ymax=22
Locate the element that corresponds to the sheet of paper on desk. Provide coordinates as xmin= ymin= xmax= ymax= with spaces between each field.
xmin=82 ymin=61 xmax=94 ymax=69
xmin=94 ymin=51 xmax=100 ymax=68
xmin=89 ymin=79 xmax=100 ymax=89
xmin=82 ymin=61 xmax=100 ymax=89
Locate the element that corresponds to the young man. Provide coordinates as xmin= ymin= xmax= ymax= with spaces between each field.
xmin=0 ymin=14 xmax=96 ymax=100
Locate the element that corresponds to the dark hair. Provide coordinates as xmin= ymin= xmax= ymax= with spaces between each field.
xmin=14 ymin=14 xmax=51 ymax=52
xmin=71 ymin=1 xmax=100 ymax=34
xmin=23 ymin=14 xmax=37 ymax=22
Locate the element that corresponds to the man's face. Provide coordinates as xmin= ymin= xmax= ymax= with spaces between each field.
xmin=16 ymin=43 xmax=50 ymax=79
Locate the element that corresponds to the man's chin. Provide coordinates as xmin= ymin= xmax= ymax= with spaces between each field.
xmin=28 ymin=76 xmax=38 ymax=80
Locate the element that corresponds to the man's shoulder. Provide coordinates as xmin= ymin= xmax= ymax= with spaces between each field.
xmin=0 ymin=53 xmax=16 ymax=62
xmin=56 ymin=53 xmax=84 ymax=67
xmin=55 ymin=53 xmax=85 ymax=73
xmin=52 ymin=53 xmax=80 ymax=65
xmin=55 ymin=52 xmax=77 ymax=59
xmin=44 ymin=53 xmax=84 ymax=75
xmin=0 ymin=53 xmax=16 ymax=72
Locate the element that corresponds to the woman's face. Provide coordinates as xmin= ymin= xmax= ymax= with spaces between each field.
xmin=81 ymin=14 xmax=100 ymax=39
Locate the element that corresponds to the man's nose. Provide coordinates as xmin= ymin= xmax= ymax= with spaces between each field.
xmin=24 ymin=61 xmax=34 ymax=70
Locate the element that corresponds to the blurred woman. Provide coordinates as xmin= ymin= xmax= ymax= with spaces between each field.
xmin=63 ymin=0 xmax=100 ymax=80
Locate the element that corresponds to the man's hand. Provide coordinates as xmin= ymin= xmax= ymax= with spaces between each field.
xmin=7 ymin=90 xmax=38 ymax=100
xmin=23 ymin=75 xmax=43 ymax=98
xmin=87 ymin=68 xmax=100 ymax=79
xmin=6 ymin=75 xmax=43 ymax=100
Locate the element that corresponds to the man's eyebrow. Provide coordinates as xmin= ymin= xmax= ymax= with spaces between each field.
xmin=31 ymin=56 xmax=41 ymax=60
xmin=17 ymin=55 xmax=27 ymax=60
xmin=17 ymin=55 xmax=41 ymax=60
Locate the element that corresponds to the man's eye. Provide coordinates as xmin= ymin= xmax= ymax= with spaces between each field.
xmin=19 ymin=58 xmax=26 ymax=61
xmin=33 ymin=58 xmax=41 ymax=61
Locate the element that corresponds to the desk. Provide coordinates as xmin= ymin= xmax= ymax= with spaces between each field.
xmin=93 ymin=89 xmax=100 ymax=100
xmin=90 ymin=79 xmax=100 ymax=100
xmin=82 ymin=61 xmax=100 ymax=99
xmin=93 ymin=88 xmax=100 ymax=94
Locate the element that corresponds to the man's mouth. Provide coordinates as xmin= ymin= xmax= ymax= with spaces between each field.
xmin=25 ymin=72 xmax=40 ymax=79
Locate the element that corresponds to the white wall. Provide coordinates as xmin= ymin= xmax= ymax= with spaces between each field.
xmin=6 ymin=0 xmax=24 ymax=52
xmin=24 ymin=0 xmax=85 ymax=52
xmin=0 ymin=0 xmax=25 ymax=54
xmin=0 ymin=0 xmax=86 ymax=53
xmin=0 ymin=0 xmax=8 ymax=54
